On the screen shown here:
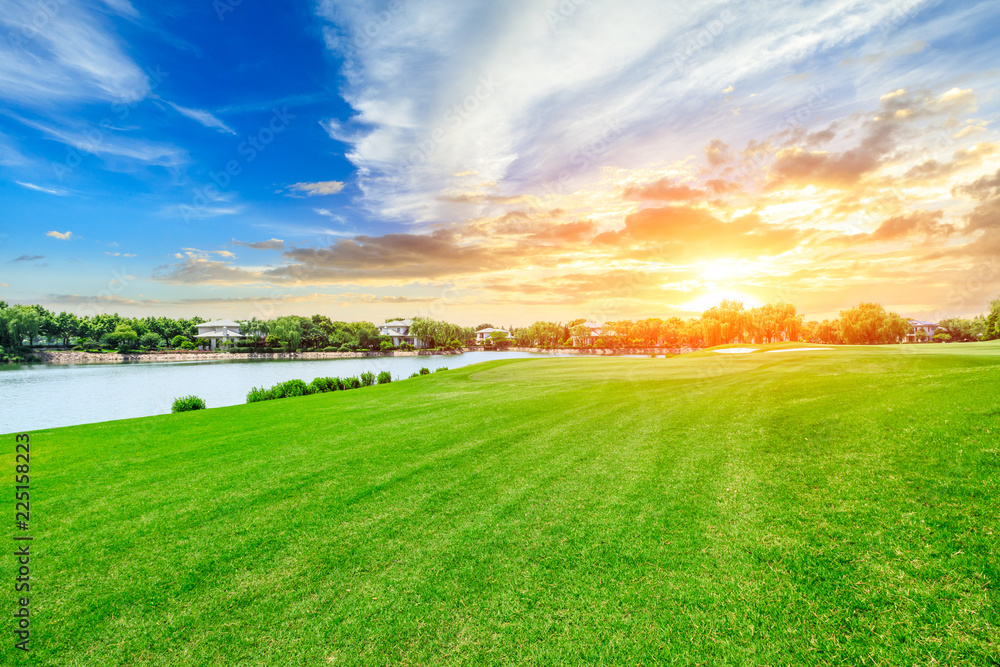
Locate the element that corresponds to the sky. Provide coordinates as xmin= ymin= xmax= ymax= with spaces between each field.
xmin=1 ymin=0 xmax=1000 ymax=326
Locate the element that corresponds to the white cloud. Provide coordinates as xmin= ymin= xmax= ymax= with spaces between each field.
xmin=165 ymin=101 xmax=236 ymax=135
xmin=315 ymin=0 xmax=939 ymax=224
xmin=100 ymin=0 xmax=139 ymax=18
xmin=16 ymin=181 xmax=68 ymax=196
xmin=12 ymin=115 xmax=187 ymax=167
xmin=161 ymin=205 xmax=242 ymax=220
xmin=46 ymin=231 xmax=73 ymax=240
xmin=0 ymin=0 xmax=150 ymax=106
xmin=288 ymin=181 xmax=346 ymax=196
xmin=0 ymin=132 xmax=28 ymax=166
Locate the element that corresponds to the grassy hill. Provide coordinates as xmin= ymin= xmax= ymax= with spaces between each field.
xmin=5 ymin=344 xmax=1000 ymax=665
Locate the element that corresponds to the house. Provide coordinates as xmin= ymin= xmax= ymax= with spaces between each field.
xmin=194 ymin=319 xmax=244 ymax=350
xmin=378 ymin=319 xmax=426 ymax=348
xmin=475 ymin=327 xmax=512 ymax=343
xmin=906 ymin=319 xmax=942 ymax=343
xmin=570 ymin=321 xmax=606 ymax=346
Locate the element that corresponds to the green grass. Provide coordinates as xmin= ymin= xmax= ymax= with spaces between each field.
xmin=4 ymin=344 xmax=1000 ymax=665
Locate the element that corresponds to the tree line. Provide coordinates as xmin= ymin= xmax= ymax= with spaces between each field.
xmin=1 ymin=295 xmax=998 ymax=361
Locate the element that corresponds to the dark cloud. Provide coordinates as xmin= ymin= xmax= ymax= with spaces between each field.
xmin=270 ymin=230 xmax=530 ymax=283
xmin=152 ymin=257 xmax=265 ymax=285
xmin=527 ymin=220 xmax=597 ymax=242
xmin=232 ymin=238 xmax=285 ymax=250
xmin=705 ymin=139 xmax=733 ymax=166
xmin=870 ymin=210 xmax=952 ymax=242
xmin=479 ymin=269 xmax=674 ymax=304
xmin=11 ymin=254 xmax=44 ymax=262
xmin=769 ymin=88 xmax=978 ymax=190
xmin=622 ymin=178 xmax=706 ymax=202
xmin=705 ymin=178 xmax=741 ymax=194
xmin=594 ymin=205 xmax=805 ymax=259
xmin=905 ymin=142 xmax=997 ymax=182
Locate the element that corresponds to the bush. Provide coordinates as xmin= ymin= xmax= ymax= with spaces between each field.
xmin=273 ymin=379 xmax=311 ymax=398
xmin=419 ymin=367 xmax=430 ymax=375
xmin=172 ymin=395 xmax=206 ymax=413
xmin=170 ymin=335 xmax=188 ymax=348
xmin=338 ymin=345 xmax=351 ymax=352
xmin=399 ymin=342 xmax=415 ymax=351
xmin=140 ymin=332 xmax=164 ymax=350
xmin=377 ymin=371 xmax=392 ymax=384
xmin=344 ymin=376 xmax=361 ymax=389
xmin=246 ymin=386 xmax=274 ymax=403
xmin=360 ymin=371 xmax=376 ymax=387
xmin=408 ymin=371 xmax=420 ymax=379
xmin=434 ymin=366 xmax=448 ymax=373
xmin=308 ymin=377 xmax=329 ymax=393
xmin=323 ymin=346 xmax=338 ymax=352
xmin=179 ymin=341 xmax=197 ymax=350
xmin=380 ymin=340 xmax=395 ymax=351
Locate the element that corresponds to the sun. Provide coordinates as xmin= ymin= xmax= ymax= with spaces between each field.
xmin=680 ymin=289 xmax=762 ymax=313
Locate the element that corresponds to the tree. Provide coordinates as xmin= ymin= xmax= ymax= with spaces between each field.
xmin=985 ymin=297 xmax=1000 ymax=341
xmin=270 ymin=316 xmax=303 ymax=352
xmin=0 ymin=305 xmax=41 ymax=348
xmin=240 ymin=318 xmax=269 ymax=349
xmin=106 ymin=323 xmax=139 ymax=352
xmin=839 ymin=303 xmax=908 ymax=344
xmin=140 ymin=332 xmax=163 ymax=349
xmin=55 ymin=311 xmax=81 ymax=346
xmin=489 ymin=330 xmax=511 ymax=349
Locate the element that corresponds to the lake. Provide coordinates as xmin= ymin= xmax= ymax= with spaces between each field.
xmin=0 ymin=351 xmax=563 ymax=433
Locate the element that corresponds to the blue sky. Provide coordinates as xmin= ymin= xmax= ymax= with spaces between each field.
xmin=2 ymin=0 xmax=1000 ymax=325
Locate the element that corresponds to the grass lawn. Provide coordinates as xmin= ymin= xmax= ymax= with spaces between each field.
xmin=4 ymin=343 xmax=1000 ymax=665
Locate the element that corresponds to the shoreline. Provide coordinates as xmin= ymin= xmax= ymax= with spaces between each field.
xmin=31 ymin=346 xmax=700 ymax=365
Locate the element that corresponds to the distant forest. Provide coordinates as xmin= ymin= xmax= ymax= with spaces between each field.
xmin=0 ymin=296 xmax=996 ymax=359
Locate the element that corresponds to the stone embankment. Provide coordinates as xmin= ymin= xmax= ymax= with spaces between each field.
xmin=35 ymin=346 xmax=699 ymax=365
xmin=35 ymin=349 xmax=467 ymax=365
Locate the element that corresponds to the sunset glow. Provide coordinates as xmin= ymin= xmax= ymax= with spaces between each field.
xmin=2 ymin=1 xmax=999 ymax=324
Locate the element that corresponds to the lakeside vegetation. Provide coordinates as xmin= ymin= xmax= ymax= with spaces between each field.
xmin=5 ymin=344 xmax=999 ymax=665
xmin=1 ymin=295 xmax=998 ymax=363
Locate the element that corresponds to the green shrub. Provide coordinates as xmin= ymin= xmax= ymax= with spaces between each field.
xmin=323 ymin=346 xmax=338 ymax=352
xmin=246 ymin=386 xmax=274 ymax=403
xmin=179 ymin=341 xmax=197 ymax=350
xmin=344 ymin=376 xmax=361 ymax=389
xmin=419 ymin=367 xmax=430 ymax=375
xmin=377 ymin=371 xmax=392 ymax=384
xmin=399 ymin=342 xmax=415 ymax=351
xmin=338 ymin=345 xmax=351 ymax=352
xmin=408 ymin=371 xmax=420 ymax=379
xmin=360 ymin=371 xmax=376 ymax=387
xmin=308 ymin=377 xmax=328 ymax=393
xmin=434 ymin=366 xmax=448 ymax=373
xmin=172 ymin=395 xmax=206 ymax=413
xmin=274 ymin=379 xmax=311 ymax=398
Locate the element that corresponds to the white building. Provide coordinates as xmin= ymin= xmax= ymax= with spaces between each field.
xmin=570 ymin=322 xmax=606 ymax=346
xmin=194 ymin=320 xmax=244 ymax=350
xmin=378 ymin=319 xmax=426 ymax=348
xmin=475 ymin=327 xmax=512 ymax=343
xmin=906 ymin=319 xmax=942 ymax=343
